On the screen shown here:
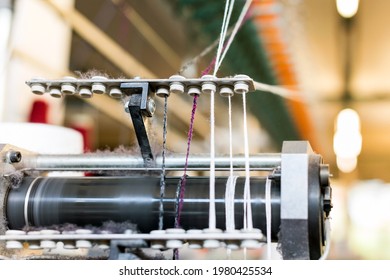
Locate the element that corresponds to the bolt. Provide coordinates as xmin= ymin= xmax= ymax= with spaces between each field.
xmin=146 ymin=98 xmax=156 ymax=117
xmin=7 ymin=150 xmax=22 ymax=163
xmin=124 ymin=100 xmax=130 ymax=113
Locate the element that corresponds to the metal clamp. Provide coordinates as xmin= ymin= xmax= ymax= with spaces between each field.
xmin=121 ymin=82 xmax=155 ymax=167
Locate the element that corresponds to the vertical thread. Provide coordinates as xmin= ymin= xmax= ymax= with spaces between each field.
xmin=225 ymin=176 xmax=238 ymax=231
xmin=173 ymin=176 xmax=185 ymax=260
xmin=178 ymin=0 xmax=251 ymax=76
xmin=158 ymin=96 xmax=168 ymax=231
xmin=214 ymin=0 xmax=235 ymax=76
xmin=225 ymin=96 xmax=237 ymax=232
xmin=209 ymin=89 xmax=216 ymax=230
xmin=242 ymin=92 xmax=253 ymax=230
xmin=228 ymin=96 xmax=234 ymax=179
xmin=176 ymin=95 xmax=198 ymax=227
xmin=174 ymin=177 xmax=184 ymax=228
xmin=265 ymin=174 xmax=272 ymax=259
xmin=174 ymin=95 xmax=198 ymax=260
xmin=209 ymin=0 xmax=235 ymax=231
xmin=217 ymin=0 xmax=253 ymax=71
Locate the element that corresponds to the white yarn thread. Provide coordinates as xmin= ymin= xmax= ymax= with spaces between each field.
xmin=214 ymin=0 xmax=235 ymax=76
xmin=210 ymin=0 xmax=235 ymax=230
xmin=265 ymin=174 xmax=272 ymax=259
xmin=228 ymin=96 xmax=234 ymax=180
xmin=242 ymin=93 xmax=251 ymax=261
xmin=209 ymin=88 xmax=216 ymax=230
xmin=225 ymin=176 xmax=238 ymax=232
xmin=180 ymin=0 xmax=252 ymax=76
xmin=225 ymin=96 xmax=237 ymax=232
xmin=216 ymin=0 xmax=253 ymax=72
xmin=242 ymin=92 xmax=253 ymax=230
xmin=253 ymin=81 xmax=304 ymax=102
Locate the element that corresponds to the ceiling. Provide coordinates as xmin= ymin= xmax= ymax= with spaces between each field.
xmin=54 ymin=0 xmax=390 ymax=181
xmin=284 ymin=0 xmax=390 ymax=181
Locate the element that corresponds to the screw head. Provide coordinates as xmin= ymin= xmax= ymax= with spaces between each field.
xmin=146 ymin=98 xmax=156 ymax=117
xmin=7 ymin=150 xmax=22 ymax=163
xmin=124 ymin=100 xmax=130 ymax=113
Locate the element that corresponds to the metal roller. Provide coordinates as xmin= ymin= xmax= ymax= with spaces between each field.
xmin=6 ymin=176 xmax=281 ymax=240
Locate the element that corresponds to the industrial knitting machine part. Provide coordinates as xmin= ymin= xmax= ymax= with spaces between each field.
xmin=1 ymin=141 xmax=332 ymax=259
xmin=0 ymin=76 xmax=333 ymax=259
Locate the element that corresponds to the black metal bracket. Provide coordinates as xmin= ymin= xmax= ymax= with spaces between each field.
xmin=121 ymin=82 xmax=155 ymax=167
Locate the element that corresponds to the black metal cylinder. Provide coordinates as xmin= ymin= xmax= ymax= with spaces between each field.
xmin=6 ymin=176 xmax=281 ymax=240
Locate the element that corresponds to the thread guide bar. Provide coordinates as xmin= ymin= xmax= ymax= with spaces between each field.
xmin=26 ymin=75 xmax=255 ymax=98
xmin=25 ymin=76 xmax=254 ymax=166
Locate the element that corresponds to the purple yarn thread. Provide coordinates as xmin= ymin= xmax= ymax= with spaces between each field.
xmin=173 ymin=94 xmax=198 ymax=260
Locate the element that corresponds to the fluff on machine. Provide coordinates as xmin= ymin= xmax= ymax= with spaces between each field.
xmin=0 ymin=75 xmax=332 ymax=260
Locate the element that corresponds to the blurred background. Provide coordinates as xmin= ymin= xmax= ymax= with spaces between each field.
xmin=1 ymin=0 xmax=389 ymax=259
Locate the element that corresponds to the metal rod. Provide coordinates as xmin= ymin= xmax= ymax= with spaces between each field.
xmin=22 ymin=153 xmax=281 ymax=171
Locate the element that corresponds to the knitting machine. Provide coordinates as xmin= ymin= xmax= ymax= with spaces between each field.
xmin=0 ymin=75 xmax=332 ymax=260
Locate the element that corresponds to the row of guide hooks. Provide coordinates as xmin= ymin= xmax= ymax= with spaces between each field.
xmin=4 ymin=227 xmax=264 ymax=251
xmin=26 ymin=74 xmax=255 ymax=100
xmin=5 ymin=229 xmax=105 ymax=250
xmin=149 ymin=228 xmax=264 ymax=250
